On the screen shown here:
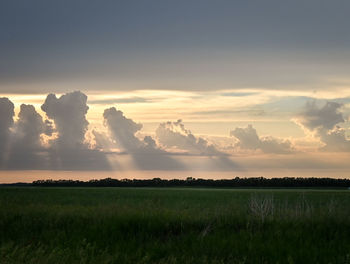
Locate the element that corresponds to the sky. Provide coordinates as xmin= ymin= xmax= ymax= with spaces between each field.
xmin=1 ymin=0 xmax=350 ymax=182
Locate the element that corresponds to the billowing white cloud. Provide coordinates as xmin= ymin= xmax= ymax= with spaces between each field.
xmin=103 ymin=107 xmax=163 ymax=153
xmin=294 ymin=101 xmax=350 ymax=152
xmin=14 ymin=104 xmax=48 ymax=149
xmin=103 ymin=107 xmax=144 ymax=151
xmin=102 ymin=107 xmax=186 ymax=170
xmin=156 ymin=119 xmax=224 ymax=155
xmin=230 ymin=124 xmax=293 ymax=154
xmin=41 ymin=91 xmax=89 ymax=148
xmin=40 ymin=91 xmax=110 ymax=170
xmin=6 ymin=104 xmax=49 ymax=169
xmin=3 ymin=90 xmax=350 ymax=175
xmin=0 ymin=92 xmax=111 ymax=170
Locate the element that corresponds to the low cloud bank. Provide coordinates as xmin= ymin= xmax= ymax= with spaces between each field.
xmin=1 ymin=92 xmax=348 ymax=172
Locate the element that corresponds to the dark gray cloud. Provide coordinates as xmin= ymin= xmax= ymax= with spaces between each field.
xmin=295 ymin=101 xmax=350 ymax=152
xmin=319 ymin=127 xmax=350 ymax=152
xmin=230 ymin=124 xmax=293 ymax=154
xmin=2 ymin=1 xmax=350 ymax=92
xmin=295 ymin=101 xmax=344 ymax=131
xmin=156 ymin=119 xmax=225 ymax=156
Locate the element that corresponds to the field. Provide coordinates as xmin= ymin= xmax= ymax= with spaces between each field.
xmin=1 ymin=187 xmax=350 ymax=264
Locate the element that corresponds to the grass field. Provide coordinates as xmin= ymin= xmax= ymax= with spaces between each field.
xmin=1 ymin=187 xmax=350 ymax=263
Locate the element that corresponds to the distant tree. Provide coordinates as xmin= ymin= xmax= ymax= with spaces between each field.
xmin=28 ymin=177 xmax=350 ymax=189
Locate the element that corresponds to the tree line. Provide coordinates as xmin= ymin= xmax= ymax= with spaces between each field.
xmin=27 ymin=177 xmax=350 ymax=188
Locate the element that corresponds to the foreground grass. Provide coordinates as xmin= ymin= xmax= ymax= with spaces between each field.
xmin=0 ymin=187 xmax=350 ymax=263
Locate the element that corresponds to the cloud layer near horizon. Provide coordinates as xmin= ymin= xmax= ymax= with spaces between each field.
xmin=0 ymin=91 xmax=349 ymax=172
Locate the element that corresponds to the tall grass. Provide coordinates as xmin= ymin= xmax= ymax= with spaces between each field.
xmin=0 ymin=187 xmax=349 ymax=263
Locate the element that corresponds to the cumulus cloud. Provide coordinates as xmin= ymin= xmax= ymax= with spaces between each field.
xmin=156 ymin=119 xmax=225 ymax=155
xmin=294 ymin=101 xmax=350 ymax=152
xmin=230 ymin=124 xmax=293 ymax=154
xmin=40 ymin=91 xmax=110 ymax=170
xmin=0 ymin=98 xmax=15 ymax=165
xmin=295 ymin=101 xmax=344 ymax=132
xmin=103 ymin=107 xmax=163 ymax=153
xmin=14 ymin=104 xmax=48 ymax=149
xmin=0 ymin=101 xmax=52 ymax=169
xmin=0 ymin=92 xmax=111 ymax=170
xmin=5 ymin=104 xmax=50 ymax=169
xmin=319 ymin=127 xmax=350 ymax=152
xmin=41 ymin=91 xmax=89 ymax=148
xmin=102 ymin=107 xmax=185 ymax=170
xmin=0 ymin=98 xmax=14 ymax=143
xmin=0 ymin=92 xmax=184 ymax=171
xmin=103 ymin=107 xmax=144 ymax=151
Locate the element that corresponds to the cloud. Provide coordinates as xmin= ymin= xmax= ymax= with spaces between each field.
xmin=102 ymin=107 xmax=164 ymax=153
xmin=0 ymin=98 xmax=15 ymax=165
xmin=1 ymin=92 xmax=228 ymax=171
xmin=319 ymin=127 xmax=350 ymax=152
xmin=41 ymin=91 xmax=89 ymax=148
xmin=230 ymin=124 xmax=293 ymax=154
xmin=5 ymin=104 xmax=50 ymax=169
xmin=14 ymin=104 xmax=49 ymax=149
xmin=0 ymin=93 xmax=111 ymax=170
xmin=0 ymin=97 xmax=14 ymax=142
xmin=0 ymin=102 xmax=53 ymax=169
xmin=155 ymin=119 xmax=225 ymax=156
xmin=294 ymin=101 xmax=350 ymax=152
xmin=103 ymin=107 xmax=144 ymax=151
xmin=102 ymin=107 xmax=185 ymax=170
xmin=40 ymin=91 xmax=110 ymax=170
xmin=295 ymin=101 xmax=344 ymax=131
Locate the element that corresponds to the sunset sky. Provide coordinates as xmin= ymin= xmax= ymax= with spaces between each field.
xmin=1 ymin=0 xmax=350 ymax=182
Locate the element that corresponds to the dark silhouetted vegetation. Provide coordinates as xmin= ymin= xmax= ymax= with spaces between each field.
xmin=27 ymin=177 xmax=350 ymax=188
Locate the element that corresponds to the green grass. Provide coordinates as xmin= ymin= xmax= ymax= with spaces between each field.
xmin=0 ymin=187 xmax=350 ymax=263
